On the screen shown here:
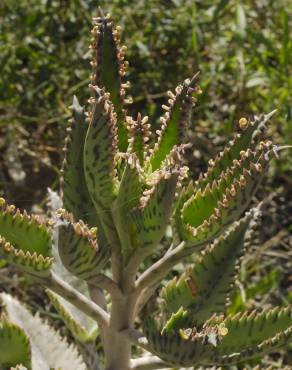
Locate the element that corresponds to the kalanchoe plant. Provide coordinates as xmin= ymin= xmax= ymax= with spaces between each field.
xmin=0 ymin=11 xmax=291 ymax=370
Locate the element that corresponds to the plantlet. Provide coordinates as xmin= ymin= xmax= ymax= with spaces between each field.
xmin=0 ymin=12 xmax=291 ymax=370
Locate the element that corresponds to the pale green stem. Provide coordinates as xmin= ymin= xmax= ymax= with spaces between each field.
xmin=135 ymin=241 xmax=186 ymax=313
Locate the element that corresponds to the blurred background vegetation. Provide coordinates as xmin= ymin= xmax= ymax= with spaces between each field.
xmin=0 ymin=0 xmax=291 ymax=368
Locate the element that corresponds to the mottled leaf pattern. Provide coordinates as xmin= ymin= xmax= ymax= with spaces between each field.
xmin=162 ymin=210 xmax=258 ymax=325
xmin=127 ymin=113 xmax=151 ymax=166
xmin=195 ymin=111 xmax=276 ymax=191
xmin=144 ymin=305 xmax=292 ymax=367
xmin=177 ymin=143 xmax=271 ymax=245
xmin=148 ymin=75 xmax=199 ymax=171
xmin=90 ymin=16 xmax=129 ymax=151
xmin=0 ymin=199 xmax=52 ymax=275
xmin=61 ymin=96 xmax=99 ymax=228
xmin=128 ymin=168 xmax=182 ymax=261
xmin=56 ymin=210 xmax=110 ymax=280
xmin=84 ymin=88 xmax=118 ymax=212
xmin=112 ymin=154 xmax=144 ymax=258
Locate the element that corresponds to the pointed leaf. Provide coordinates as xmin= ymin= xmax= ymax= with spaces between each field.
xmin=112 ymin=154 xmax=144 ymax=258
xmin=0 ymin=199 xmax=52 ymax=275
xmin=46 ymin=290 xmax=98 ymax=343
xmin=196 ymin=111 xmax=276 ymax=191
xmin=127 ymin=167 xmax=185 ymax=261
xmin=55 ymin=209 xmax=110 ymax=280
xmin=177 ymin=143 xmax=272 ymax=245
xmin=206 ymin=307 xmax=292 ymax=365
xmin=162 ymin=210 xmax=259 ymax=325
xmin=0 ymin=316 xmax=31 ymax=369
xmin=1 ymin=293 xmax=87 ymax=370
xmin=216 ymin=306 xmax=292 ymax=356
xmin=144 ymin=317 xmax=222 ymax=367
xmin=49 ymin=218 xmax=99 ymax=346
xmin=90 ymin=15 xmax=129 ymax=151
xmin=61 ymin=96 xmax=99 ymax=227
xmin=84 ymin=87 xmax=118 ymax=212
xmin=148 ymin=75 xmax=200 ymax=171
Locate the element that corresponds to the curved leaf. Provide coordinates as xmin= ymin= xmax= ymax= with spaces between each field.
xmin=162 ymin=209 xmax=259 ymax=325
xmin=0 ymin=199 xmax=52 ymax=275
xmin=90 ymin=15 xmax=129 ymax=151
xmin=148 ymin=74 xmax=200 ymax=171
xmin=0 ymin=316 xmax=31 ymax=369
xmin=56 ymin=209 xmax=110 ymax=280
xmin=46 ymin=290 xmax=98 ymax=343
xmin=195 ymin=110 xmax=276 ymax=191
xmin=84 ymin=87 xmax=118 ymax=212
xmin=176 ymin=143 xmax=272 ymax=245
xmin=1 ymin=293 xmax=87 ymax=370
xmin=127 ymin=167 xmax=184 ymax=261
xmin=127 ymin=113 xmax=151 ymax=166
xmin=61 ymin=95 xmax=99 ymax=228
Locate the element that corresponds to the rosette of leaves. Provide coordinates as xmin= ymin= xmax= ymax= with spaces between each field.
xmin=0 ymin=11 xmax=291 ymax=370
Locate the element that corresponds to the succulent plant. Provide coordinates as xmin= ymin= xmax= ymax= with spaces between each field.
xmin=0 ymin=11 xmax=291 ymax=370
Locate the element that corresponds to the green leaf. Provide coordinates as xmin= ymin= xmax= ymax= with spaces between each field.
xmin=84 ymin=87 xmax=118 ymax=212
xmin=161 ymin=307 xmax=189 ymax=334
xmin=148 ymin=74 xmax=200 ymax=171
xmin=127 ymin=167 xmax=182 ymax=261
xmin=0 ymin=199 xmax=52 ymax=275
xmin=112 ymin=154 xmax=144 ymax=258
xmin=1 ymin=293 xmax=87 ymax=370
xmin=162 ymin=210 xmax=259 ymax=326
xmin=0 ymin=316 xmax=31 ymax=369
xmin=144 ymin=306 xmax=292 ymax=367
xmin=177 ymin=143 xmax=271 ymax=245
xmin=91 ymin=16 xmax=129 ymax=151
xmin=216 ymin=306 xmax=292 ymax=356
xmin=46 ymin=290 xmax=98 ymax=343
xmin=48 ymin=219 xmax=99 ymax=347
xmin=195 ymin=111 xmax=276 ymax=191
xmin=144 ymin=317 xmax=218 ymax=367
xmin=207 ymin=307 xmax=292 ymax=365
xmin=56 ymin=209 xmax=110 ymax=280
xmin=61 ymin=96 xmax=99 ymax=228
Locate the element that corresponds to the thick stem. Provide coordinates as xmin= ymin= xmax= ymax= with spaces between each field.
xmin=134 ymin=241 xmax=185 ymax=313
xmin=90 ymin=273 xmax=124 ymax=300
xmin=103 ymin=249 xmax=139 ymax=370
xmin=103 ymin=294 xmax=137 ymax=370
